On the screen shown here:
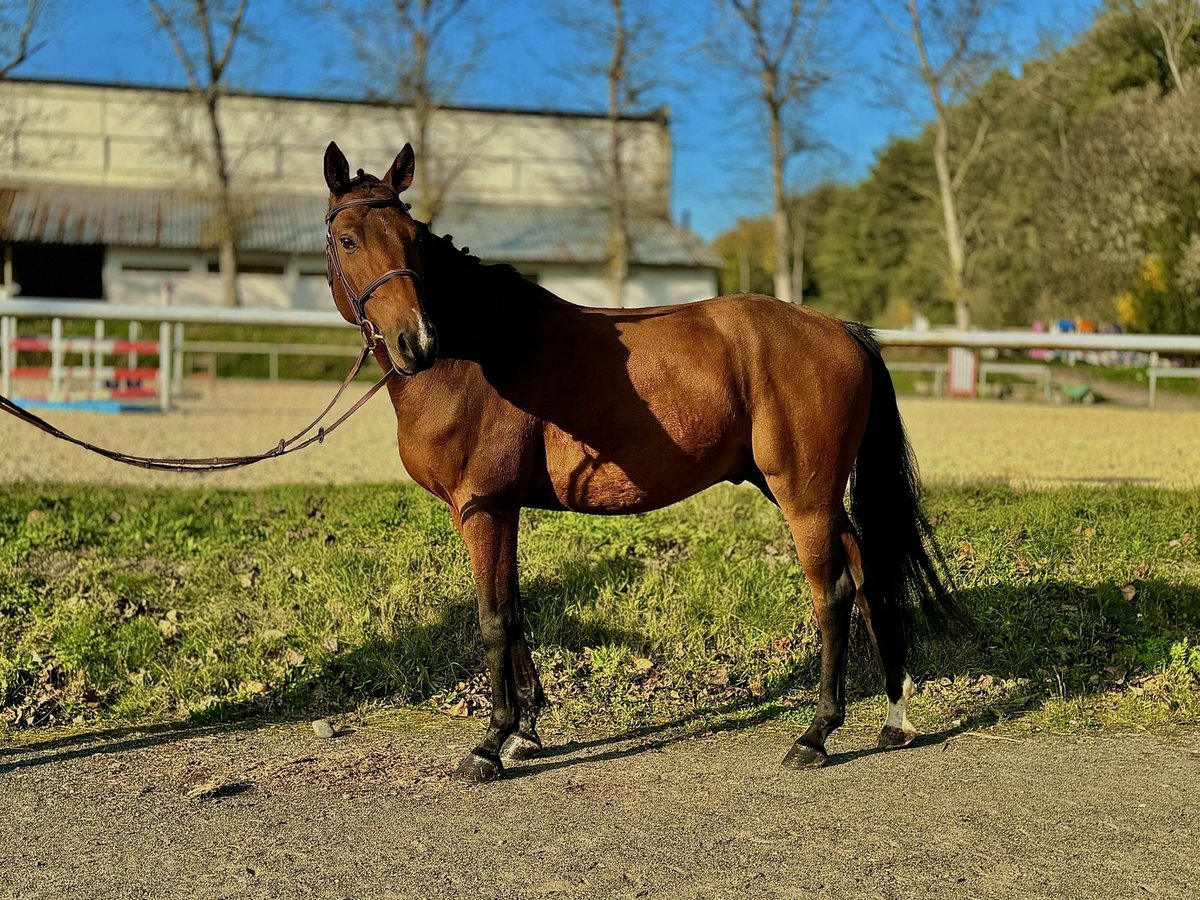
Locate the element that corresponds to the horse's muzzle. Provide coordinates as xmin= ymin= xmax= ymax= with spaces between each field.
xmin=389 ymin=320 xmax=438 ymax=375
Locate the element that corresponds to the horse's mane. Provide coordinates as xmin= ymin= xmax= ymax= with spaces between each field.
xmin=415 ymin=221 xmax=527 ymax=289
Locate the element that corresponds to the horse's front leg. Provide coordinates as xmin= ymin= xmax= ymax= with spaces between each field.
xmin=454 ymin=505 xmax=521 ymax=784
xmin=501 ymin=624 xmax=546 ymax=761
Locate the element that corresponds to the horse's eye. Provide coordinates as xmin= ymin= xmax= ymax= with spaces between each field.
xmin=339 ymin=235 xmax=357 ymax=251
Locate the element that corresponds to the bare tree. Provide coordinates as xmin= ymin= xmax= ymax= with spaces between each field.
xmin=0 ymin=0 xmax=43 ymax=78
xmin=1122 ymin=0 xmax=1198 ymax=95
xmin=720 ymin=0 xmax=835 ymax=304
xmin=148 ymin=0 xmax=249 ymax=308
xmin=551 ymin=0 xmax=674 ymax=307
xmin=876 ymin=0 xmax=1004 ymax=329
xmin=320 ymin=0 xmax=488 ymax=225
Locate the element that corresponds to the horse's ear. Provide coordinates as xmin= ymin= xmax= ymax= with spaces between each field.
xmin=324 ymin=141 xmax=350 ymax=195
xmin=385 ymin=143 xmax=416 ymax=194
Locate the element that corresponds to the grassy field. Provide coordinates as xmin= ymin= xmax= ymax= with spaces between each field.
xmin=1 ymin=482 xmax=1198 ymax=736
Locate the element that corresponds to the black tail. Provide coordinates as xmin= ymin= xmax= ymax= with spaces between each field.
xmin=841 ymin=322 xmax=966 ymax=636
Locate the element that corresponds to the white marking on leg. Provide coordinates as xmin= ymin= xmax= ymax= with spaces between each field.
xmin=884 ymin=673 xmax=915 ymax=732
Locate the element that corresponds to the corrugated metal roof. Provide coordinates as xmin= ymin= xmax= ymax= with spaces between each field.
xmin=0 ymin=183 xmax=720 ymax=269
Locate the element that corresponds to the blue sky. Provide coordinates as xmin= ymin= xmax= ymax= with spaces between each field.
xmin=18 ymin=0 xmax=1101 ymax=238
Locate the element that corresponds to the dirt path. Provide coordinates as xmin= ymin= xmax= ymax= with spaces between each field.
xmin=1 ymin=716 xmax=1197 ymax=899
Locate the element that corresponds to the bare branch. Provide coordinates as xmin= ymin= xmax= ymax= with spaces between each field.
xmin=213 ymin=0 xmax=248 ymax=78
xmin=951 ymin=112 xmax=990 ymax=192
xmin=149 ymin=0 xmax=201 ymax=91
xmin=0 ymin=0 xmax=41 ymax=79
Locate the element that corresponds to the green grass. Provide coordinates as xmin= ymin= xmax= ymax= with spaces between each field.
xmin=1 ymin=483 xmax=1198 ymax=737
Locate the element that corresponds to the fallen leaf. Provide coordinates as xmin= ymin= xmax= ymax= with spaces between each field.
xmin=443 ymin=698 xmax=469 ymax=718
xmin=284 ymin=648 xmax=306 ymax=668
xmin=1121 ymin=584 xmax=1137 ymax=601
xmin=630 ymin=655 xmax=653 ymax=673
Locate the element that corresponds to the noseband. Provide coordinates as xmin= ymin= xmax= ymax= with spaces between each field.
xmin=325 ymin=189 xmax=426 ymax=348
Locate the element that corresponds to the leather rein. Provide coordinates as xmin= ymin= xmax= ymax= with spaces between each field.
xmin=0 ymin=187 xmax=420 ymax=473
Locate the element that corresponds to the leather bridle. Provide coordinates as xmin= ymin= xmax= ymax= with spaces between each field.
xmin=325 ymin=185 xmax=427 ymax=350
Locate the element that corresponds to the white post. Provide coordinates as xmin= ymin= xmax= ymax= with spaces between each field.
xmin=93 ymin=320 xmax=105 ymax=398
xmin=1 ymin=315 xmax=10 ymax=398
xmin=1149 ymin=352 xmax=1160 ymax=410
xmin=51 ymin=317 xmax=64 ymax=402
xmin=269 ymin=346 xmax=279 ymax=382
xmin=172 ymin=322 xmax=184 ymax=394
xmin=128 ymin=321 xmax=138 ymax=370
xmin=158 ymin=320 xmax=171 ymax=411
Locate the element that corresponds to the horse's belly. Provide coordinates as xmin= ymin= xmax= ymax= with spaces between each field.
xmin=541 ymin=425 xmax=737 ymax=514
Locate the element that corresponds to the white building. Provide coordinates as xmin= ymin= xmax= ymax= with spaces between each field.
xmin=0 ymin=78 xmax=719 ymax=310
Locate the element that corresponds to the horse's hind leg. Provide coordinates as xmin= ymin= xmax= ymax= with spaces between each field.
xmin=780 ymin=507 xmax=856 ymax=769
xmin=843 ymin=529 xmax=916 ymax=749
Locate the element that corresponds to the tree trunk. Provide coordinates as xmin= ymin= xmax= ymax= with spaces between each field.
xmin=769 ymin=104 xmax=792 ymax=303
xmin=931 ymin=111 xmax=970 ymax=329
xmin=1157 ymin=22 xmax=1188 ymax=95
xmin=606 ymin=0 xmax=629 ymax=308
xmin=205 ymin=94 xmax=239 ymax=308
xmin=790 ymin=200 xmax=808 ymax=304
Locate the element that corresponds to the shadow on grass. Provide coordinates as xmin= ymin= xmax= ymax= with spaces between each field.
xmin=189 ymin=553 xmax=655 ymax=724
xmin=5 ymin=572 xmax=1196 ymax=777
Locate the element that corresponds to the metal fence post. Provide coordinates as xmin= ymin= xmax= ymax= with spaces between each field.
xmin=1148 ymin=352 xmax=1159 ymax=410
xmin=173 ymin=322 xmax=184 ymax=394
xmin=158 ymin=320 xmax=171 ymax=411
xmin=94 ymin=320 xmax=105 ymax=398
xmin=50 ymin=317 xmax=64 ymax=402
xmin=0 ymin=315 xmax=10 ymax=398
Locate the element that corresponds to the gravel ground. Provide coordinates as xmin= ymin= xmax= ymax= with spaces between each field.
xmin=1 ymin=717 xmax=1197 ymax=899
xmin=1 ymin=378 xmax=1199 ymax=489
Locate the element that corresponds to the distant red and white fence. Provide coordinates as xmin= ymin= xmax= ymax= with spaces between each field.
xmin=2 ymin=317 xmax=173 ymax=412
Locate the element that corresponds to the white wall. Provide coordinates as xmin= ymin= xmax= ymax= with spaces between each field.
xmin=0 ymin=80 xmax=671 ymax=214
xmin=102 ymin=248 xmax=718 ymax=312
xmin=539 ymin=265 xmax=718 ymax=309
xmin=104 ymin=247 xmax=320 ymax=310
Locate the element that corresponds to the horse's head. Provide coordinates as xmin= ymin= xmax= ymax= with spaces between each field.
xmin=323 ymin=141 xmax=437 ymax=375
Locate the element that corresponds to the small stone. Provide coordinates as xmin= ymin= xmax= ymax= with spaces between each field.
xmin=311 ymin=719 xmax=336 ymax=739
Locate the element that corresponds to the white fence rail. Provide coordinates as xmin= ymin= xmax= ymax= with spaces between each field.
xmin=2 ymin=298 xmax=1199 ymax=409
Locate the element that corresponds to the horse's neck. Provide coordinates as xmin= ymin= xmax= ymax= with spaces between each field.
xmin=427 ymin=256 xmax=556 ymax=363
xmin=386 ymin=255 xmax=556 ymax=411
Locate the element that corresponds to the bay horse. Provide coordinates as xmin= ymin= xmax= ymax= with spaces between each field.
xmin=322 ymin=142 xmax=957 ymax=783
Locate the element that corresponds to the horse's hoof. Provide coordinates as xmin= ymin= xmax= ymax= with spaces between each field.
xmin=877 ymin=725 xmax=917 ymax=749
xmin=500 ymin=732 xmax=543 ymax=761
xmin=455 ymin=751 xmax=503 ymax=784
xmin=781 ymin=741 xmax=828 ymax=769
